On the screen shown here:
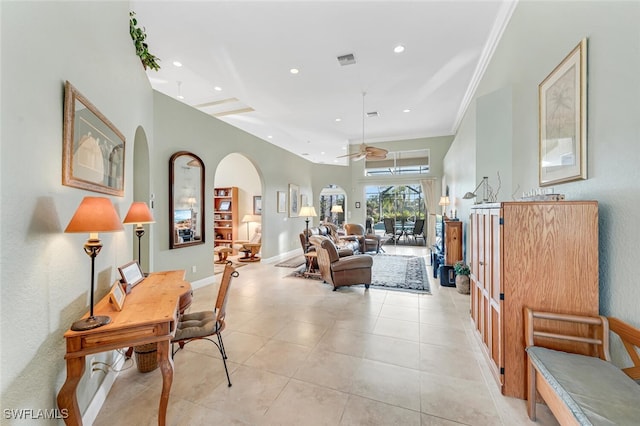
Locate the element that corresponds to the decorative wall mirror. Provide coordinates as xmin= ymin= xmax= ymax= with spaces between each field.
xmin=169 ymin=151 xmax=205 ymax=249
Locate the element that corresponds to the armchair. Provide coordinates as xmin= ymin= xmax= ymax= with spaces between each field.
xmin=343 ymin=223 xmax=383 ymax=253
xmin=233 ymin=226 xmax=261 ymax=262
xmin=312 ymin=236 xmax=372 ymax=291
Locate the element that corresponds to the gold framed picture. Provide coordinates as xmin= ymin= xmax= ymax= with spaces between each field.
xmin=539 ymin=38 xmax=587 ymax=186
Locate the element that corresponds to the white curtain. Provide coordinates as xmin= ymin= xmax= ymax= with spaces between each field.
xmin=420 ymin=178 xmax=437 ymax=247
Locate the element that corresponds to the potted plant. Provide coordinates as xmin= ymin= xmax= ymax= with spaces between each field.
xmin=129 ymin=11 xmax=161 ymax=71
xmin=453 ymin=261 xmax=470 ymax=294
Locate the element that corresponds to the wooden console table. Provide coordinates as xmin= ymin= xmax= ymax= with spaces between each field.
xmin=57 ymin=270 xmax=191 ymax=425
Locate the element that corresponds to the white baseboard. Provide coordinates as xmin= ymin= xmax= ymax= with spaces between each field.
xmin=82 ymin=353 xmax=126 ymax=425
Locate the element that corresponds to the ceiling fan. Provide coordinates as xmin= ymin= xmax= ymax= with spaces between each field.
xmin=337 ymin=92 xmax=388 ymax=162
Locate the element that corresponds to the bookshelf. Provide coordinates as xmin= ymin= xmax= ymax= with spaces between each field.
xmin=213 ymin=187 xmax=238 ymax=253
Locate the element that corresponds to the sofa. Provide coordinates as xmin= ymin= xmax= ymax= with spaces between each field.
xmin=343 ymin=223 xmax=383 ymax=253
xmin=300 ymin=224 xmax=359 ymax=254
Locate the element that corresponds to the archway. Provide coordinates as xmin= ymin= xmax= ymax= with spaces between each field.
xmin=319 ymin=185 xmax=347 ymax=227
xmin=130 ymin=126 xmax=153 ymax=272
xmin=213 ymin=153 xmax=262 ymax=256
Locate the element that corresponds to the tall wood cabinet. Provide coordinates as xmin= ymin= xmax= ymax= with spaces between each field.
xmin=444 ymin=219 xmax=463 ymax=266
xmin=469 ymin=201 xmax=598 ymax=399
xmin=213 ymin=187 xmax=238 ymax=252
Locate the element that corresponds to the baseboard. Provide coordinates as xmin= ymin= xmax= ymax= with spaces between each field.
xmin=190 ymin=274 xmax=217 ymax=290
xmin=262 ymin=248 xmax=302 ymax=264
xmin=82 ymin=352 xmax=127 ymax=425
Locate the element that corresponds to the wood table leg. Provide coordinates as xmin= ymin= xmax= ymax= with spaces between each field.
xmin=157 ymin=339 xmax=173 ymax=426
xmin=57 ymin=356 xmax=85 ymax=426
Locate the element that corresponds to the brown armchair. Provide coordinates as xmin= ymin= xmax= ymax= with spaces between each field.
xmin=343 ymin=223 xmax=383 ymax=253
xmin=312 ymin=236 xmax=372 ymax=291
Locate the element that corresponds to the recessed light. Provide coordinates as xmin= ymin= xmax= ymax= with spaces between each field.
xmin=267 ymin=135 xmax=273 ymax=139
xmin=403 ymin=109 xmax=411 ymax=113
xmin=394 ymin=45 xmax=405 ymax=53
xmin=290 ymin=68 xmax=299 ymax=74
xmin=321 ymin=151 xmax=325 ymax=155
xmin=214 ymin=86 xmax=222 ymax=91
xmin=335 ymin=118 xmax=342 ymax=122
xmin=173 ymin=61 xmax=183 ymax=67
xmin=177 ymin=95 xmax=184 ymax=100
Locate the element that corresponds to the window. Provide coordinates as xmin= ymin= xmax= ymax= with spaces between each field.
xmin=365 ymin=149 xmax=429 ymax=176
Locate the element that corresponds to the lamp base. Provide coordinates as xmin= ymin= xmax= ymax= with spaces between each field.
xmin=70 ymin=315 xmax=111 ymax=331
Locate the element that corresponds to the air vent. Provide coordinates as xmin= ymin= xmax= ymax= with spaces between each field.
xmin=366 ymin=111 xmax=379 ymax=118
xmin=337 ymin=53 xmax=356 ymax=66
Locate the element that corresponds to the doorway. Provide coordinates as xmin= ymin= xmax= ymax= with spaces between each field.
xmin=365 ymin=184 xmax=425 ymax=244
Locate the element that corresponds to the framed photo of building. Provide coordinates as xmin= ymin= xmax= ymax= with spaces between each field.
xmin=62 ymin=81 xmax=126 ymax=196
xmin=539 ymin=39 xmax=587 ymax=186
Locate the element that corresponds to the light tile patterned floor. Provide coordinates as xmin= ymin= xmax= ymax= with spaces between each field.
xmin=94 ymin=245 xmax=558 ymax=425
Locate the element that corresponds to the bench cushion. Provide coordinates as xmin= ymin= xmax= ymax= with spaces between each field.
xmin=527 ymin=346 xmax=640 ymax=425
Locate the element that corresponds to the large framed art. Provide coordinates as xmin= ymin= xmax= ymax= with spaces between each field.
xmin=538 ymin=39 xmax=587 ymax=186
xmin=288 ymin=184 xmax=299 ymax=217
xmin=63 ymin=81 xmax=126 ymax=196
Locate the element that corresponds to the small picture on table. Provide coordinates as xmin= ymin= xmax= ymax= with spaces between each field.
xmin=109 ymin=281 xmax=126 ymax=311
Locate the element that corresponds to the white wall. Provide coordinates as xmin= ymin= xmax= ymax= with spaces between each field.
xmin=1 ymin=0 xmax=153 ymax=415
xmin=443 ymin=0 xmax=640 ymax=362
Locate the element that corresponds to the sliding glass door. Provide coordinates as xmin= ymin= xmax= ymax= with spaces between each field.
xmin=365 ymin=184 xmax=425 ymax=244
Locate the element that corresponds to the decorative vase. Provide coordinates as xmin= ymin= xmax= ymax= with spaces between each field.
xmin=455 ymin=274 xmax=470 ymax=294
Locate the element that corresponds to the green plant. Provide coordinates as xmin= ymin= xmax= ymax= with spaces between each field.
xmin=129 ymin=11 xmax=161 ymax=71
xmin=454 ymin=261 xmax=470 ymax=276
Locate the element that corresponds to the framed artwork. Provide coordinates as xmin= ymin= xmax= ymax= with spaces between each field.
xmin=118 ymin=260 xmax=144 ymax=293
xmin=288 ymin=184 xmax=299 ymax=217
xmin=300 ymin=193 xmax=308 ymax=208
xmin=253 ymin=195 xmax=262 ymax=215
xmin=277 ymin=191 xmax=286 ymax=213
xmin=63 ymin=81 xmax=126 ymax=196
xmin=539 ymin=39 xmax=587 ymax=186
xmin=109 ymin=281 xmax=126 ymax=311
xmin=355 ymin=201 xmax=361 ymax=209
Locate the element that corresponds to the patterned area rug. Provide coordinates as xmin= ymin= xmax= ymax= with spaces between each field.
xmin=371 ymin=254 xmax=430 ymax=293
xmin=275 ymin=256 xmax=306 ymax=268
xmin=289 ymin=254 xmax=430 ymax=294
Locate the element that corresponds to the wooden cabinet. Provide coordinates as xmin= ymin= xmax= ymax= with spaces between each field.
xmin=444 ymin=220 xmax=463 ymax=265
xmin=469 ymin=201 xmax=598 ymax=399
xmin=213 ymin=187 xmax=238 ymax=252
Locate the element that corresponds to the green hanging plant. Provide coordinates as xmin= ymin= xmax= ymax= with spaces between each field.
xmin=129 ymin=11 xmax=161 ymax=71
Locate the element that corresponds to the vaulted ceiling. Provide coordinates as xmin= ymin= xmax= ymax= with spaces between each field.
xmin=132 ymin=1 xmax=515 ymax=165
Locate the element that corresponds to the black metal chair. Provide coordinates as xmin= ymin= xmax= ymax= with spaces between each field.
xmin=172 ymin=262 xmax=238 ymax=387
xmin=406 ymin=218 xmax=425 ymax=245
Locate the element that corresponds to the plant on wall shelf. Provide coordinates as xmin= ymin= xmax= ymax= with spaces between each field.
xmin=129 ymin=11 xmax=160 ymax=71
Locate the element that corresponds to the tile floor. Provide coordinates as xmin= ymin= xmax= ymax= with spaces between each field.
xmin=94 ymin=245 xmax=557 ymax=425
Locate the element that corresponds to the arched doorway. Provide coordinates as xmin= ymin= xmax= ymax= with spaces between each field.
xmin=319 ymin=185 xmax=346 ymax=227
xmin=131 ymin=126 xmax=153 ymax=272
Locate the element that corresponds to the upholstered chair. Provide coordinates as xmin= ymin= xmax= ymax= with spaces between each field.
xmin=233 ymin=226 xmax=261 ymax=262
xmin=343 ymin=223 xmax=383 ymax=253
xmin=312 ymin=236 xmax=372 ymax=291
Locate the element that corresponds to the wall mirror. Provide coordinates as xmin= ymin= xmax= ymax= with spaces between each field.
xmin=169 ymin=151 xmax=205 ymax=249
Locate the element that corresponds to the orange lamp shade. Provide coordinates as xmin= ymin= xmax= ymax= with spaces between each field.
xmin=123 ymin=202 xmax=155 ymax=225
xmin=65 ymin=197 xmax=124 ymax=233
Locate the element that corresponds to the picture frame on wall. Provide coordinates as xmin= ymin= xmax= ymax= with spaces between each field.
xmin=253 ymin=195 xmax=262 ymax=215
xmin=288 ymin=184 xmax=299 ymax=217
xmin=62 ymin=81 xmax=126 ymax=196
xmin=538 ymin=38 xmax=587 ymax=186
xmin=277 ymin=191 xmax=286 ymax=213
xmin=300 ymin=193 xmax=308 ymax=208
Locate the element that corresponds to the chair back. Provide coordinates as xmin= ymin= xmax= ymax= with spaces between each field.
xmin=412 ymin=219 xmax=425 ymax=234
xmin=365 ymin=218 xmax=373 ymax=234
xmin=344 ymin=223 xmax=365 ymax=236
xmin=215 ymin=262 xmax=238 ymax=323
xmin=383 ymin=218 xmax=394 ymax=234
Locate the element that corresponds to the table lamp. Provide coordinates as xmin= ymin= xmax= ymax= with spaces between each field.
xmin=241 ymin=214 xmax=260 ymax=239
xmin=299 ymin=205 xmax=318 ymax=252
xmin=439 ymin=196 xmax=450 ymax=218
xmin=123 ymin=202 xmax=155 ymax=274
xmin=65 ymin=197 xmax=124 ymax=331
xmin=330 ymin=205 xmax=343 ymax=226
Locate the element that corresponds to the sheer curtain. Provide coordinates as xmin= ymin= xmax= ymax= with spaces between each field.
xmin=420 ymin=178 xmax=437 ymax=248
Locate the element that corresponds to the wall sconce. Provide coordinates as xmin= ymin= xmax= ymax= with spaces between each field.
xmin=299 ymin=205 xmax=318 ymax=252
xmin=123 ymin=202 xmax=155 ymax=275
xmin=65 ymin=197 xmax=124 ymax=331
xmin=463 ymin=176 xmax=489 ymax=203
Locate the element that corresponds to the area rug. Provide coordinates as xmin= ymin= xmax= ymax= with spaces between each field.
xmin=275 ymin=256 xmax=306 ymax=268
xmin=371 ymin=254 xmax=430 ymax=293
xmin=289 ymin=254 xmax=430 ymax=293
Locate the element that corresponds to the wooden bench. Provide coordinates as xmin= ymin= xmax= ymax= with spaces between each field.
xmin=524 ymin=308 xmax=640 ymax=425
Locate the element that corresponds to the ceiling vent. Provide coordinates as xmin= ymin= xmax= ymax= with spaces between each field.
xmin=366 ymin=111 xmax=379 ymax=118
xmin=337 ymin=53 xmax=356 ymax=66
